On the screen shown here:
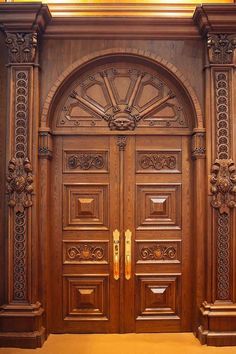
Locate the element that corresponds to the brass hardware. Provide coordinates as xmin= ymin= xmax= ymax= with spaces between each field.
xmin=125 ymin=229 xmax=132 ymax=280
xmin=113 ymin=229 xmax=120 ymax=280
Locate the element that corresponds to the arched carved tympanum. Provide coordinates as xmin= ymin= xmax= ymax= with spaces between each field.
xmin=54 ymin=62 xmax=189 ymax=132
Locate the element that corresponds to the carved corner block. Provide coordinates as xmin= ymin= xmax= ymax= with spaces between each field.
xmin=207 ymin=34 xmax=236 ymax=64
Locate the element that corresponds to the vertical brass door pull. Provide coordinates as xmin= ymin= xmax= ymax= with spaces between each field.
xmin=113 ymin=229 xmax=120 ymax=280
xmin=125 ymin=229 xmax=132 ymax=280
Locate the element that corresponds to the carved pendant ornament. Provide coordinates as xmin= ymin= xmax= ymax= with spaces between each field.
xmin=7 ymin=157 xmax=34 ymax=212
xmin=68 ymin=153 xmax=104 ymax=170
xmin=5 ymin=32 xmax=37 ymax=64
xmin=67 ymin=244 xmax=105 ymax=261
xmin=57 ymin=66 xmax=188 ymax=131
xmin=210 ymin=159 xmax=236 ymax=215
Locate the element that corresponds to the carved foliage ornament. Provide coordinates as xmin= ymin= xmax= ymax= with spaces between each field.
xmin=5 ymin=32 xmax=37 ymax=64
xmin=140 ymin=245 xmax=177 ymax=261
xmin=211 ymin=159 xmax=236 ymax=215
xmin=68 ymin=153 xmax=104 ymax=170
xmin=207 ymin=34 xmax=236 ymax=64
xmin=7 ymin=157 xmax=33 ymax=213
xmin=67 ymin=244 xmax=105 ymax=261
xmin=139 ymin=154 xmax=176 ymax=170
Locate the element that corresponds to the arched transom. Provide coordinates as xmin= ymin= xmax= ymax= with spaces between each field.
xmin=54 ymin=62 xmax=190 ymax=132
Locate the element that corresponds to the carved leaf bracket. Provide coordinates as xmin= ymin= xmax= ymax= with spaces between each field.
xmin=207 ymin=34 xmax=236 ymax=64
xmin=6 ymin=157 xmax=34 ymax=212
xmin=210 ymin=159 xmax=236 ymax=215
xmin=5 ymin=32 xmax=37 ymax=64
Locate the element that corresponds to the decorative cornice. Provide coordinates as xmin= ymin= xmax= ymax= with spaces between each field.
xmin=207 ymin=34 xmax=236 ymax=64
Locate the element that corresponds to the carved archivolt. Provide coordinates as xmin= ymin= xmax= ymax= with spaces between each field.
xmin=57 ymin=65 xmax=188 ymax=131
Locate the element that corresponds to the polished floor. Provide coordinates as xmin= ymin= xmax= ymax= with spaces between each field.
xmin=1 ymin=334 xmax=236 ymax=354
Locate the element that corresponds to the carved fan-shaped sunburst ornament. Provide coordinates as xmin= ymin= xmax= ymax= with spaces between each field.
xmin=56 ymin=64 xmax=188 ymax=131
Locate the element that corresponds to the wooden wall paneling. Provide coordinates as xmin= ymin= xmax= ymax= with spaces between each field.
xmin=0 ymin=4 xmax=51 ymax=349
xmin=194 ymin=6 xmax=236 ymax=345
xmin=0 ymin=32 xmax=8 ymax=311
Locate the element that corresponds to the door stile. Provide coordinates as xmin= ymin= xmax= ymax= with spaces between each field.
xmin=123 ymin=136 xmax=136 ymax=332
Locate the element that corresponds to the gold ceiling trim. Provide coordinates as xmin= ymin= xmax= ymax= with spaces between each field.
xmin=4 ymin=1 xmax=234 ymax=18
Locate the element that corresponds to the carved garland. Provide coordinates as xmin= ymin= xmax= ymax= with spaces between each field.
xmin=210 ymin=68 xmax=236 ymax=301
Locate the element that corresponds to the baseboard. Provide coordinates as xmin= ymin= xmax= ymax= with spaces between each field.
xmin=197 ymin=325 xmax=236 ymax=346
xmin=0 ymin=326 xmax=46 ymax=348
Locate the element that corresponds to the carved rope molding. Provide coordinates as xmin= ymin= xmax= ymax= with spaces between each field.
xmin=207 ymin=34 xmax=236 ymax=64
xmin=5 ymin=32 xmax=38 ymax=301
xmin=210 ymin=67 xmax=236 ymax=301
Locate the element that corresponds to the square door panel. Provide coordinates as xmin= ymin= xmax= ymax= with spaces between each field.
xmin=63 ymin=275 xmax=109 ymax=320
xmin=136 ymin=275 xmax=179 ymax=319
xmin=63 ymin=184 xmax=109 ymax=230
xmin=136 ymin=184 xmax=181 ymax=230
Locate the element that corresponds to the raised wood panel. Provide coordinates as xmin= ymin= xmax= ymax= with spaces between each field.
xmin=136 ymin=184 xmax=181 ymax=230
xmin=63 ymin=184 xmax=109 ymax=230
xmin=63 ymin=150 xmax=109 ymax=173
xmin=136 ymin=240 xmax=181 ymax=264
xmin=136 ymin=275 xmax=180 ymax=319
xmin=63 ymin=241 xmax=109 ymax=264
xmin=136 ymin=150 xmax=181 ymax=173
xmin=63 ymin=275 xmax=109 ymax=320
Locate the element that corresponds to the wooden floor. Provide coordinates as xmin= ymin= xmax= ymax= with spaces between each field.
xmin=1 ymin=333 xmax=236 ymax=354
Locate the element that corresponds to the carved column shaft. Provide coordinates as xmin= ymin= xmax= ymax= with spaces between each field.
xmin=207 ymin=34 xmax=236 ymax=303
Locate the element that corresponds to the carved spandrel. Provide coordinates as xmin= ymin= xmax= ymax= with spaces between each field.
xmin=5 ymin=32 xmax=37 ymax=64
xmin=207 ymin=34 xmax=236 ymax=64
xmin=57 ymin=66 xmax=188 ymax=130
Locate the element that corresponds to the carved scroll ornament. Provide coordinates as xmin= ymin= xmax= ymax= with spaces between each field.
xmin=207 ymin=34 xmax=236 ymax=64
xmin=5 ymin=32 xmax=37 ymax=64
xmin=67 ymin=244 xmax=105 ymax=261
xmin=139 ymin=154 xmax=176 ymax=170
xmin=140 ymin=245 xmax=177 ymax=261
xmin=7 ymin=157 xmax=33 ymax=212
xmin=210 ymin=159 xmax=236 ymax=215
xmin=68 ymin=153 xmax=104 ymax=170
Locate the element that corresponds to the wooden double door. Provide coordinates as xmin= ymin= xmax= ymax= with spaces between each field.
xmin=49 ymin=133 xmax=192 ymax=333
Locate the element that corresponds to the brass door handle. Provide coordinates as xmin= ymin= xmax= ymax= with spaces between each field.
xmin=125 ymin=229 xmax=132 ymax=280
xmin=113 ymin=229 xmax=120 ymax=280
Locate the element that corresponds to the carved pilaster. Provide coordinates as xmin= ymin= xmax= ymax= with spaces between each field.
xmin=117 ymin=135 xmax=127 ymax=151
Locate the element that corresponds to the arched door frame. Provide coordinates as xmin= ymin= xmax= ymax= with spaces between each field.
xmin=38 ymin=48 xmax=206 ymax=336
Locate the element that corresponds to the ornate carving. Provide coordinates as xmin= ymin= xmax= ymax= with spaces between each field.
xmin=15 ymin=71 xmax=29 ymax=159
xmin=207 ymin=34 xmax=236 ymax=64
xmin=210 ymin=159 xmax=236 ymax=215
xmin=5 ymin=32 xmax=37 ymax=64
xmin=139 ymin=154 xmax=176 ymax=170
xmin=215 ymin=72 xmax=230 ymax=160
xmin=117 ymin=136 xmax=127 ymax=151
xmin=57 ymin=66 xmax=188 ymax=130
xmin=7 ymin=157 xmax=33 ymax=212
xmin=67 ymin=153 xmax=104 ymax=170
xmin=140 ymin=245 xmax=177 ymax=261
xmin=192 ymin=132 xmax=206 ymax=158
xmin=13 ymin=210 xmax=27 ymax=300
xmin=67 ymin=244 xmax=105 ymax=262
